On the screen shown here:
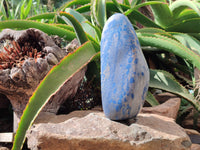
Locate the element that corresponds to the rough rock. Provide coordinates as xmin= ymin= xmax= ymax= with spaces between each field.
xmin=154 ymin=92 xmax=180 ymax=104
xmin=191 ymin=144 xmax=200 ymax=150
xmin=0 ymin=147 xmax=9 ymax=150
xmin=142 ymin=94 xmax=181 ymax=119
xmin=182 ymin=110 xmax=200 ymax=133
xmin=27 ymin=111 xmax=191 ymax=150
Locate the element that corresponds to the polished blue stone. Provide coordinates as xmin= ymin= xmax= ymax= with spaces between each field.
xmin=101 ymin=13 xmax=149 ymax=120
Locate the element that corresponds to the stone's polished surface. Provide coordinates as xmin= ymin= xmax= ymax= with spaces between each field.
xmin=101 ymin=13 xmax=149 ymax=120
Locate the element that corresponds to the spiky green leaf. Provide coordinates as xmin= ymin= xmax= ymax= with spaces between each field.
xmin=170 ymin=0 xmax=200 ymax=18
xmin=145 ymin=91 xmax=160 ymax=106
xmin=0 ymin=20 xmax=76 ymax=41
xmin=124 ymin=1 xmax=165 ymax=16
xmin=65 ymin=8 xmax=96 ymax=38
xmin=172 ymin=33 xmax=200 ymax=55
xmin=146 ymin=0 xmax=173 ymax=27
xmin=166 ymin=18 xmax=200 ymax=33
xmin=59 ymin=12 xmax=88 ymax=45
xmin=149 ymin=69 xmax=200 ymax=111
xmin=91 ymin=0 xmax=107 ymax=28
xmin=137 ymin=32 xmax=200 ymax=70
xmin=12 ymin=41 xmax=98 ymax=150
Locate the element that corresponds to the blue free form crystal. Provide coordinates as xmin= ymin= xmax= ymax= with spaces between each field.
xmin=101 ymin=13 xmax=149 ymax=120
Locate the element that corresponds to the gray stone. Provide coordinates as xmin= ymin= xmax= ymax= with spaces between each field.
xmin=27 ymin=111 xmax=191 ymax=150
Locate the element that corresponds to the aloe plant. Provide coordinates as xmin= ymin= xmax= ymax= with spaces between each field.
xmin=11 ymin=12 xmax=99 ymax=150
xmin=0 ymin=0 xmax=199 ymax=149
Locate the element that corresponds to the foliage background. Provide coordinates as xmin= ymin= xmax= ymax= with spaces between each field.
xmin=0 ymin=0 xmax=200 ymax=149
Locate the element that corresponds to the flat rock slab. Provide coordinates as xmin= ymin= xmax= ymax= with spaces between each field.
xmin=27 ymin=111 xmax=191 ymax=150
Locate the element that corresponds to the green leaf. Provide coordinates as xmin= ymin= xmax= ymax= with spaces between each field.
xmin=137 ymin=27 xmax=178 ymax=41
xmin=0 ymin=20 xmax=76 ymax=41
xmin=137 ymin=32 xmax=200 ymax=70
xmin=65 ymin=8 xmax=96 ymax=38
xmin=91 ymin=0 xmax=107 ymax=28
xmin=131 ymin=0 xmax=138 ymax=7
xmin=173 ymin=9 xmax=199 ymax=24
xmin=24 ymin=0 xmax=32 ymax=18
xmin=106 ymin=2 xmax=162 ymax=28
xmin=123 ymin=0 xmax=130 ymax=6
xmin=85 ymin=20 xmax=102 ymax=42
xmin=149 ymin=69 xmax=200 ymax=111
xmin=27 ymin=12 xmax=57 ymax=20
xmin=20 ymin=0 xmax=32 ymax=19
xmin=146 ymin=0 xmax=173 ymax=27
xmin=125 ymin=1 xmax=165 ymax=16
xmin=145 ymin=91 xmax=160 ymax=106
xmin=58 ymin=0 xmax=90 ymax=11
xmin=74 ymin=2 xmax=161 ymax=28
xmin=59 ymin=12 xmax=89 ymax=45
xmin=166 ymin=18 xmax=200 ymax=33
xmin=111 ymin=0 xmax=124 ymax=13
xmin=52 ymin=24 xmax=74 ymax=32
xmin=0 ymin=0 xmax=8 ymax=20
xmin=172 ymin=33 xmax=200 ymax=55
xmin=170 ymin=0 xmax=200 ymax=18
xmin=12 ymin=41 xmax=98 ymax=150
xmin=75 ymin=3 xmax=91 ymax=13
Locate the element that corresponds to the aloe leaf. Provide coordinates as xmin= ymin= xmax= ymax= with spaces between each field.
xmin=59 ymin=12 xmax=88 ymax=45
xmin=75 ymin=3 xmax=91 ymax=13
xmin=74 ymin=2 xmax=160 ymax=28
xmin=85 ymin=20 xmax=102 ymax=42
xmin=52 ymin=24 xmax=74 ymax=31
xmin=112 ymin=0 xmax=124 ymax=13
xmin=190 ymin=33 xmax=200 ymax=41
xmin=91 ymin=0 xmax=107 ymax=28
xmin=58 ymin=12 xmax=100 ymax=51
xmin=0 ymin=20 xmax=76 ymax=41
xmin=146 ymin=0 xmax=173 ymax=27
xmin=12 ymin=41 xmax=98 ymax=150
xmin=145 ymin=91 xmax=160 ymax=106
xmin=57 ymin=0 xmax=90 ymax=11
xmin=131 ymin=0 xmax=138 ymax=7
xmin=166 ymin=18 xmax=200 ymax=33
xmin=123 ymin=0 xmax=130 ymax=6
xmin=173 ymin=9 xmax=199 ymax=23
xmin=149 ymin=69 xmax=200 ymax=111
xmin=27 ymin=12 xmax=57 ymax=20
xmin=106 ymin=2 xmax=161 ymax=28
xmin=125 ymin=1 xmax=165 ymax=16
xmin=65 ymin=8 xmax=96 ymax=38
xmin=137 ymin=27 xmax=178 ymax=41
xmin=170 ymin=0 xmax=200 ymax=18
xmin=172 ymin=33 xmax=200 ymax=55
xmin=27 ymin=12 xmax=74 ymax=24
xmin=137 ymin=32 xmax=200 ymax=70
